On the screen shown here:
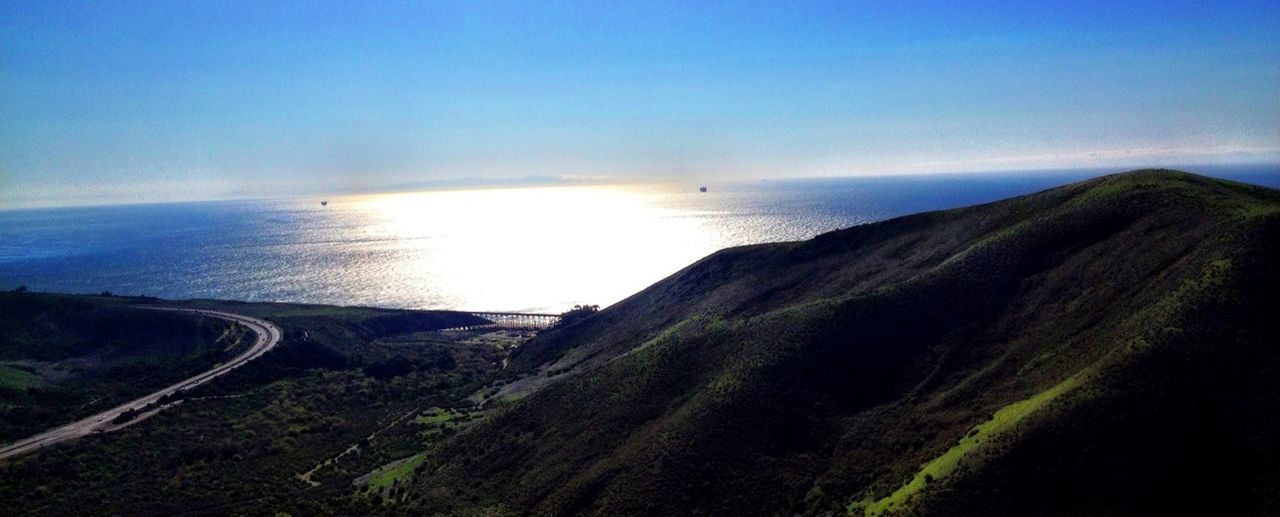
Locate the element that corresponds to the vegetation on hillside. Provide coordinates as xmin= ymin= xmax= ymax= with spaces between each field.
xmin=0 ymin=297 xmax=502 ymax=515
xmin=406 ymin=170 xmax=1280 ymax=515
xmin=1 ymin=170 xmax=1277 ymax=515
xmin=0 ymin=293 xmax=248 ymax=441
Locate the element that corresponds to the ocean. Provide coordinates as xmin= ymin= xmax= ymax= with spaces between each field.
xmin=3 ymin=166 xmax=1277 ymax=313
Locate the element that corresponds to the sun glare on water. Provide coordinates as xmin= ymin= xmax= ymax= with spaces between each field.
xmin=344 ymin=185 xmax=714 ymax=313
xmin=3 ymin=180 xmax=871 ymax=312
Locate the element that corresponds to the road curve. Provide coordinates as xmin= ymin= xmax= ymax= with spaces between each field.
xmin=0 ymin=308 xmax=283 ymax=460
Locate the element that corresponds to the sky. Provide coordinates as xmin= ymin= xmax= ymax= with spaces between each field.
xmin=2 ymin=0 xmax=1279 ymax=208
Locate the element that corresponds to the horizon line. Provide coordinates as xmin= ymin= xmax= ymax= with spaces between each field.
xmin=3 ymin=162 xmax=1278 ymax=212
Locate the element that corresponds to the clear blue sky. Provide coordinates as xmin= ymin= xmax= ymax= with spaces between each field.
xmin=2 ymin=0 xmax=1278 ymax=207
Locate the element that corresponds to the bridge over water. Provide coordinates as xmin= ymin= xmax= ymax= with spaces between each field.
xmin=450 ymin=311 xmax=561 ymax=331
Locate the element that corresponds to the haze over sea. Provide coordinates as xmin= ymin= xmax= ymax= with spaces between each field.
xmin=3 ymin=166 xmax=1277 ymax=314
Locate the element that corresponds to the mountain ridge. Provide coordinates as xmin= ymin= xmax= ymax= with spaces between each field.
xmin=408 ymin=169 xmax=1280 ymax=515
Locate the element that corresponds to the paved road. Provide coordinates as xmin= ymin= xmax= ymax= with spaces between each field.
xmin=0 ymin=308 xmax=282 ymax=460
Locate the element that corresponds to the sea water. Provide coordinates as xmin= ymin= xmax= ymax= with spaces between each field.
xmin=2 ymin=166 xmax=1277 ymax=313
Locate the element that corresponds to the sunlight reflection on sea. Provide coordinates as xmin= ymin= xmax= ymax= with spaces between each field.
xmin=3 ymin=166 xmax=1276 ymax=313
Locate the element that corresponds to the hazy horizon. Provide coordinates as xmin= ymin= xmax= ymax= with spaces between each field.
xmin=3 ymin=1 xmax=1279 ymax=208
xmin=3 ymin=163 xmax=1278 ymax=211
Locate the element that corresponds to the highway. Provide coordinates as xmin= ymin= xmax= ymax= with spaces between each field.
xmin=0 ymin=308 xmax=282 ymax=460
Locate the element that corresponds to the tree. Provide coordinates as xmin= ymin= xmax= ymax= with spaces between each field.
xmin=112 ymin=408 xmax=140 ymax=425
xmin=557 ymin=304 xmax=600 ymax=327
xmin=13 ymin=285 xmax=28 ymax=293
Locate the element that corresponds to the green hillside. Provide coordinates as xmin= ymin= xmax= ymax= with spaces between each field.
xmin=0 ymin=297 xmax=499 ymax=514
xmin=0 ymin=293 xmax=249 ymax=441
xmin=408 ymin=170 xmax=1280 ymax=515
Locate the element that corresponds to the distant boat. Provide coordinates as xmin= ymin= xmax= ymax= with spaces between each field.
xmin=699 ymin=186 xmax=708 ymax=193
xmin=320 ymin=200 xmax=329 ymax=206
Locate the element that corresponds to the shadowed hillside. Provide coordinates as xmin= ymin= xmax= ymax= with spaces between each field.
xmin=409 ymin=170 xmax=1280 ymax=515
xmin=0 ymin=297 xmax=499 ymax=515
xmin=0 ymin=294 xmax=248 ymax=441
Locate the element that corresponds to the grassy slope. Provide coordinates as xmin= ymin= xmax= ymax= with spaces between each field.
xmin=410 ymin=170 xmax=1280 ymax=515
xmin=0 ymin=298 xmax=502 ymax=515
xmin=0 ymin=293 xmax=247 ymax=441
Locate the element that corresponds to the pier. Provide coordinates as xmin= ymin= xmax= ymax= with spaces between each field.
xmin=451 ymin=312 xmax=561 ymax=331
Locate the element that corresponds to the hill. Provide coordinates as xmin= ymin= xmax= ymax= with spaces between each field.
xmin=0 ymin=296 xmax=499 ymax=514
xmin=408 ymin=170 xmax=1280 ymax=515
xmin=0 ymin=293 xmax=250 ymax=441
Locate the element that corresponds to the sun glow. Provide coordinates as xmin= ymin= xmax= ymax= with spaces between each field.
xmin=348 ymin=185 xmax=710 ymax=312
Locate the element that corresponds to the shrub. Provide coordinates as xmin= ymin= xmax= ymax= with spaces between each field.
xmin=557 ymin=304 xmax=601 ymax=327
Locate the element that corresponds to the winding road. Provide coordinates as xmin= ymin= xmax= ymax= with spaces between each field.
xmin=0 ymin=308 xmax=282 ymax=460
